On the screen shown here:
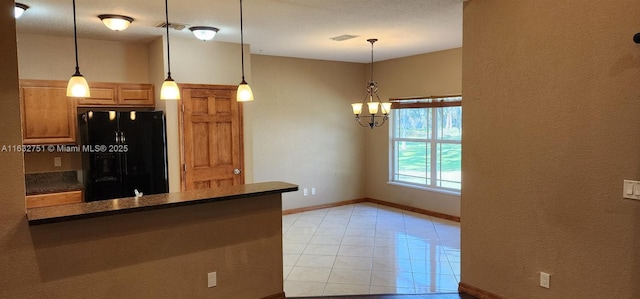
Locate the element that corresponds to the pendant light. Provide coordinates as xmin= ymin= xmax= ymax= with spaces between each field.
xmin=66 ymin=0 xmax=90 ymax=98
xmin=160 ymin=0 xmax=180 ymax=100
xmin=236 ymin=0 xmax=253 ymax=102
xmin=351 ymin=39 xmax=392 ymax=129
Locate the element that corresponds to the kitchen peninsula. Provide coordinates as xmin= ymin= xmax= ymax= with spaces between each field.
xmin=27 ymin=181 xmax=297 ymax=224
xmin=24 ymin=181 xmax=297 ymax=298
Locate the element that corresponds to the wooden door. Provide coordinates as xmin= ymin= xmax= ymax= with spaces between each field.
xmin=180 ymin=84 xmax=244 ymax=191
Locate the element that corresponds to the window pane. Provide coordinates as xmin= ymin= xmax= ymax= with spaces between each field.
xmin=396 ymin=108 xmax=431 ymax=139
xmin=436 ymin=143 xmax=461 ymax=189
xmin=390 ymin=97 xmax=461 ymax=191
xmin=395 ymin=141 xmax=430 ymax=185
xmin=437 ymin=106 xmax=462 ymax=141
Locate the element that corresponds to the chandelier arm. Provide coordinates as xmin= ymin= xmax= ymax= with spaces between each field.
xmin=354 ymin=116 xmax=371 ymax=128
xmin=375 ymin=115 xmax=389 ymax=127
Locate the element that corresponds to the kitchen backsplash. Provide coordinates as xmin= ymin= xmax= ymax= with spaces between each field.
xmin=24 ymin=151 xmax=82 ymax=174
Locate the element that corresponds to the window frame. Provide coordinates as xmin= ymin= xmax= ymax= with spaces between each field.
xmin=389 ymin=95 xmax=462 ymax=194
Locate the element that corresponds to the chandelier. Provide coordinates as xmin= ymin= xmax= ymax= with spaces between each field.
xmin=351 ymin=38 xmax=391 ymax=129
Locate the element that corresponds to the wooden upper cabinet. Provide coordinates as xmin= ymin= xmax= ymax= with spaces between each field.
xmin=76 ymin=82 xmax=154 ymax=107
xmin=76 ymin=82 xmax=117 ymax=106
xmin=20 ymin=80 xmax=77 ymax=144
xmin=19 ymin=80 xmax=154 ymax=144
xmin=117 ymin=83 xmax=154 ymax=106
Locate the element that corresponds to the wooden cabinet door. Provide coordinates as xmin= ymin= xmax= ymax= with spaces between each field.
xmin=26 ymin=190 xmax=83 ymax=208
xmin=118 ymin=83 xmax=154 ymax=106
xmin=76 ymin=82 xmax=117 ymax=106
xmin=180 ymin=84 xmax=244 ymax=191
xmin=20 ymin=80 xmax=77 ymax=144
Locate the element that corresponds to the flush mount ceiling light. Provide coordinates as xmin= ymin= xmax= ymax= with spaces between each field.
xmin=15 ymin=3 xmax=29 ymax=19
xmin=351 ymin=39 xmax=391 ymax=129
xmin=98 ymin=14 xmax=134 ymax=31
xmin=236 ymin=0 xmax=253 ymax=102
xmin=67 ymin=0 xmax=90 ymax=98
xmin=189 ymin=26 xmax=219 ymax=41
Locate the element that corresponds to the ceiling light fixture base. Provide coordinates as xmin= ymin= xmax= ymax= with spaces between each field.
xmin=189 ymin=26 xmax=219 ymax=41
xmin=98 ymin=14 xmax=134 ymax=31
xmin=15 ymin=3 xmax=29 ymax=19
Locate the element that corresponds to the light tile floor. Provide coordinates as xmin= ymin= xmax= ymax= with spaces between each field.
xmin=282 ymin=202 xmax=461 ymax=296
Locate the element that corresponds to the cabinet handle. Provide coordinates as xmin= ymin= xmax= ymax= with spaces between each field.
xmin=121 ymin=132 xmax=126 ymax=143
xmin=115 ymin=131 xmax=119 ymax=144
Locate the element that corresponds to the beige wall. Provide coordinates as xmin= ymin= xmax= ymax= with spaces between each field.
xmin=24 ymin=151 xmax=82 ymax=174
xmin=462 ymin=1 xmax=640 ymax=298
xmin=367 ymin=49 xmax=463 ymax=217
xmin=250 ymin=55 xmax=366 ymax=210
xmin=17 ymin=34 xmax=149 ymax=83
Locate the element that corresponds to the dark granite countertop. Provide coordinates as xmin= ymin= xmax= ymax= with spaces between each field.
xmin=25 ymin=171 xmax=83 ymax=195
xmin=25 ymin=182 xmax=84 ymax=195
xmin=26 ymin=181 xmax=298 ymax=225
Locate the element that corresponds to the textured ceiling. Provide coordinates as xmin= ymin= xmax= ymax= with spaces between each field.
xmin=15 ymin=0 xmax=463 ymax=63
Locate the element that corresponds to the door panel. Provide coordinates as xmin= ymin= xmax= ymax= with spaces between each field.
xmin=180 ymin=84 xmax=244 ymax=191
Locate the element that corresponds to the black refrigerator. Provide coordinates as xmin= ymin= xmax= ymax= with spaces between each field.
xmin=79 ymin=111 xmax=169 ymax=201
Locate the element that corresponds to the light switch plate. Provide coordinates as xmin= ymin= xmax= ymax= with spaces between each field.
xmin=54 ymin=157 xmax=62 ymax=167
xmin=207 ymin=272 xmax=217 ymax=288
xmin=623 ymin=180 xmax=640 ymax=200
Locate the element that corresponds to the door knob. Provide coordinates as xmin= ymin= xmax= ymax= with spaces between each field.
xmin=233 ymin=168 xmax=242 ymax=175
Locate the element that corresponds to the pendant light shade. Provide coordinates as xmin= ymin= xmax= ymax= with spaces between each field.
xmin=237 ymin=0 xmax=253 ymax=102
xmin=237 ymin=80 xmax=254 ymax=102
xmin=160 ymin=76 xmax=180 ymax=100
xmin=67 ymin=71 xmax=90 ymax=97
xmin=160 ymin=0 xmax=180 ymax=100
xmin=67 ymin=0 xmax=90 ymax=98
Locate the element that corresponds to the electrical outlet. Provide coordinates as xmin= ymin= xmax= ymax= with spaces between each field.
xmin=54 ymin=157 xmax=62 ymax=167
xmin=311 ymin=187 xmax=316 ymax=195
xmin=207 ymin=271 xmax=217 ymax=288
xmin=303 ymin=188 xmax=308 ymax=196
xmin=540 ymin=272 xmax=550 ymax=289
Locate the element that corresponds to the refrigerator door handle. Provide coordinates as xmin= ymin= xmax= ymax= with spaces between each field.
xmin=115 ymin=131 xmax=120 ymax=144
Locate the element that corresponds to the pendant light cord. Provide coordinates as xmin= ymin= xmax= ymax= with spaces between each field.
xmin=240 ymin=0 xmax=246 ymax=81
xmin=72 ymin=0 xmax=80 ymax=74
xmin=165 ymin=0 xmax=172 ymax=78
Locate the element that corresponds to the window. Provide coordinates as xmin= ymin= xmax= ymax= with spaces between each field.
xmin=390 ymin=96 xmax=462 ymax=192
